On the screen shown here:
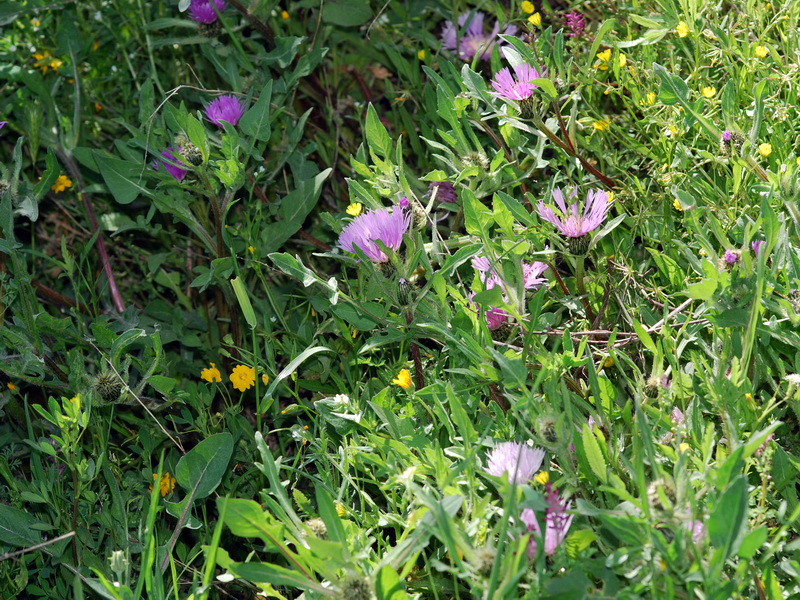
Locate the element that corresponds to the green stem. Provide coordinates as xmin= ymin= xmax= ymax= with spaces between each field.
xmin=574 ymin=254 xmax=596 ymax=324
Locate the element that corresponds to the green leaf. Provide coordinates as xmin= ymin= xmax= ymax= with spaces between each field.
xmin=581 ymin=424 xmax=608 ymax=484
xmin=278 ymin=168 xmax=332 ymax=224
xmin=321 ymin=0 xmax=372 ymax=26
xmin=375 ymin=565 xmax=411 ymax=600
xmin=239 ymin=80 xmax=273 ymax=142
xmin=737 ymin=526 xmax=767 ymax=558
xmin=0 ymin=505 xmax=41 ymax=547
xmin=228 ymin=562 xmax=328 ymax=594
xmin=315 ymin=487 xmax=346 ymax=546
xmin=365 ymin=103 xmax=392 ymax=158
xmin=93 ymin=152 xmax=151 ymax=205
xmin=632 ymin=320 xmax=657 ymax=354
xmin=653 ymin=63 xmax=689 ymax=106
xmin=462 ymin=189 xmax=493 ymax=239
xmin=33 ymin=150 xmax=60 ymax=201
xmin=148 ymin=375 xmax=176 ymax=395
xmin=175 ymin=432 xmax=233 ymax=499
xmin=708 ymin=476 xmax=748 ymax=559
xmin=686 ymin=278 xmax=717 ymax=300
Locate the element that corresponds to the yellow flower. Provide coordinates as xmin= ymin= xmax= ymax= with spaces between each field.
xmin=248 ymin=245 xmax=256 ymax=254
xmin=521 ymin=1 xmax=535 ymax=13
xmin=528 ymin=12 xmax=541 ymax=26
xmin=51 ymin=175 xmax=72 ymax=193
xmin=796 ymin=156 xmax=800 ymax=166
xmin=534 ymin=471 xmax=549 ymax=485
xmin=679 ymin=442 xmax=690 ymax=453
xmin=675 ymin=21 xmax=689 ymax=37
xmin=200 ymin=362 xmax=222 ymax=383
xmin=150 ymin=472 xmax=176 ymax=497
xmin=673 ymin=198 xmax=683 ymax=212
xmin=596 ymin=49 xmax=612 ymax=62
xmin=417 ymin=49 xmax=426 ymax=61
xmin=606 ymin=192 xmax=615 ymax=203
xmin=618 ymin=53 xmax=627 ymax=68
xmin=758 ymin=143 xmax=772 ymax=157
xmin=230 ymin=364 xmax=256 ymax=392
xmin=33 ymin=50 xmax=63 ymax=75
xmin=592 ymin=119 xmax=610 ymax=131
xmin=346 ymin=202 xmax=363 ymax=217
xmin=645 ymin=92 xmax=656 ymax=105
xmin=392 ymin=369 xmax=412 ymax=389
xmin=603 ymin=356 xmax=614 ymax=368
xmin=261 ymin=373 xmax=270 ymax=385
xmin=755 ymin=45 xmax=768 ymax=58
xmin=281 ymin=10 xmax=289 ymax=20
xmin=335 ymin=503 xmax=346 ymax=516
xmin=31 ymin=18 xmax=41 ymax=27
xmin=701 ymin=86 xmax=716 ymax=98
xmin=7 ymin=382 xmax=17 ymax=391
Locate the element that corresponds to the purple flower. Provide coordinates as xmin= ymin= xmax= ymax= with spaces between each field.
xmin=472 ymin=255 xmax=548 ymax=292
xmin=536 ymin=188 xmax=612 ymax=238
xmin=751 ymin=240 xmax=765 ymax=257
xmin=485 ymin=442 xmax=545 ymax=484
xmin=189 ymin=0 xmax=226 ymax=23
xmin=485 ymin=306 xmax=508 ymax=330
xmin=0 ymin=121 xmax=6 ymax=131
xmin=685 ymin=519 xmax=705 ymax=543
xmin=563 ymin=12 xmax=586 ymax=38
xmin=723 ymin=249 xmax=739 ymax=264
xmin=441 ymin=11 xmax=517 ymax=61
xmin=722 ymin=130 xmax=733 ymax=142
xmin=337 ymin=205 xmax=410 ymax=263
xmin=520 ymin=483 xmax=574 ymax=557
xmin=661 ymin=374 xmax=672 ymax=389
xmin=671 ymin=406 xmax=684 ymax=426
xmin=490 ymin=62 xmax=546 ymax=101
xmin=429 ymin=181 xmax=457 ymax=204
xmin=153 ymin=147 xmax=187 ymax=182
xmin=523 ymin=261 xmax=548 ymax=288
xmin=204 ymin=95 xmax=245 ymax=127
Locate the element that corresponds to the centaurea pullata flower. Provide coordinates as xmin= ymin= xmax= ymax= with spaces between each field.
xmin=723 ymin=249 xmax=739 ymax=265
xmin=520 ymin=482 xmax=574 ymax=557
xmin=563 ymin=12 xmax=586 ymax=38
xmin=751 ymin=240 xmax=765 ymax=257
xmin=337 ymin=205 xmax=410 ymax=263
xmin=490 ymin=62 xmax=547 ymax=118
xmin=204 ymin=95 xmax=245 ymax=127
xmin=153 ymin=147 xmax=188 ymax=182
xmin=441 ymin=11 xmax=517 ymax=61
xmin=188 ymin=0 xmax=226 ymax=24
xmin=536 ymin=188 xmax=612 ymax=255
xmin=485 ymin=441 xmax=545 ymax=484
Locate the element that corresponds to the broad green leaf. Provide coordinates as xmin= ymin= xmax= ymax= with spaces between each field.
xmin=632 ymin=320 xmax=657 ymax=354
xmin=278 ymin=168 xmax=332 ymax=224
xmin=365 ymin=103 xmax=392 ymax=158
xmin=375 ymin=565 xmax=411 ymax=600
xmin=321 ymin=0 xmax=372 ymax=26
xmin=240 ymin=80 xmax=273 ymax=142
xmin=0 ymin=505 xmax=41 ymax=547
xmin=686 ymin=278 xmax=717 ymax=300
xmin=708 ymin=476 xmax=747 ymax=559
xmin=175 ymin=432 xmax=233 ymax=499
xmin=581 ymin=424 xmax=608 ymax=484
xmin=93 ymin=152 xmax=151 ymax=205
xmin=315 ymin=487 xmax=346 ymax=546
xmin=737 ymin=526 xmax=767 ymax=558
xmin=653 ymin=63 xmax=689 ymax=106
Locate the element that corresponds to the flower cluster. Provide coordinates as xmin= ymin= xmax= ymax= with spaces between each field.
xmin=563 ymin=11 xmax=586 ymax=37
xmin=150 ymin=472 xmax=176 ymax=497
xmin=441 ymin=11 xmax=517 ymax=62
xmin=337 ymin=204 xmax=410 ymax=263
xmin=471 ymin=254 xmax=548 ymax=329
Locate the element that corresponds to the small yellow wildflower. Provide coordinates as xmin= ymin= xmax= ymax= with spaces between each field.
xmin=230 ymin=364 xmax=256 ymax=392
xmin=7 ymin=382 xmax=17 ymax=391
xmin=94 ymin=103 xmax=103 ymax=112
xmin=758 ymin=143 xmax=772 ymax=157
xmin=248 ymin=245 xmax=256 ymax=254
xmin=346 ymin=202 xmax=363 ymax=217
xmin=336 ymin=503 xmax=346 ymax=517
xmin=261 ymin=373 xmax=270 ymax=385
xmin=593 ymin=119 xmax=610 ymax=131
xmin=150 ymin=472 xmax=176 ymax=497
xmin=596 ymin=49 xmax=612 ymax=62
xmin=618 ymin=53 xmax=627 ymax=68
xmin=281 ymin=10 xmax=289 ymax=20
xmin=673 ymin=199 xmax=683 ymax=212
xmin=31 ymin=18 xmax=41 ymax=27
xmin=200 ymin=362 xmax=222 ymax=383
xmin=521 ymin=1 xmax=535 ymax=13
xmin=606 ymin=192 xmax=614 ymax=203
xmin=745 ymin=393 xmax=752 ymax=401
xmin=392 ymin=369 xmax=412 ymax=389
xmin=534 ymin=471 xmax=549 ymax=485
xmin=417 ymin=49 xmax=426 ymax=60
xmin=33 ymin=50 xmax=63 ymax=75
xmin=679 ymin=442 xmax=690 ymax=453
xmin=351 ymin=329 xmax=358 ymax=339
xmin=755 ymin=45 xmax=768 ymax=58
xmin=645 ymin=92 xmax=656 ymax=105
xmin=603 ymin=356 xmax=614 ymax=368
xmin=51 ymin=175 xmax=72 ymax=193
xmin=675 ymin=21 xmax=689 ymax=37
xmin=528 ymin=12 xmax=541 ymax=26
xmin=92 ymin=41 xmax=100 ymax=52
xmin=796 ymin=156 xmax=800 ymax=166
xmin=701 ymin=86 xmax=716 ymax=99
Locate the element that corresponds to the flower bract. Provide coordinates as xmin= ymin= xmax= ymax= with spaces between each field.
xmin=153 ymin=147 xmax=188 ymax=182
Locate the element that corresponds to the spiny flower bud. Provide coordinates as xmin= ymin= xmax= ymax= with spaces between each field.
xmin=304 ymin=517 xmax=327 ymax=539
xmin=94 ymin=372 xmax=123 ymax=402
xmin=180 ymin=143 xmax=203 ymax=167
xmin=339 ymin=573 xmax=372 ymax=600
xmin=0 ymin=180 xmax=9 ymax=196
xmin=567 ymin=234 xmax=591 ymax=256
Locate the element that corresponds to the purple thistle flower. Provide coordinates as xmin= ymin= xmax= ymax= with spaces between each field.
xmin=685 ymin=519 xmax=705 ymax=543
xmin=520 ymin=483 xmax=574 ymax=557
xmin=661 ymin=375 xmax=672 ymax=389
xmin=337 ymin=205 xmax=410 ymax=263
xmin=723 ymin=249 xmax=739 ymax=264
xmin=536 ymin=188 xmax=612 ymax=238
xmin=485 ymin=306 xmax=508 ymax=330
xmin=722 ymin=130 xmax=733 ymax=142
xmin=523 ymin=261 xmax=548 ymax=289
xmin=429 ymin=181 xmax=457 ymax=204
xmin=152 ymin=147 xmax=188 ymax=182
xmin=563 ymin=12 xmax=585 ymax=38
xmin=204 ymin=95 xmax=245 ymax=127
xmin=441 ymin=11 xmax=517 ymax=62
xmin=189 ymin=0 xmax=227 ymax=24
xmin=485 ymin=441 xmax=545 ymax=484
xmin=0 ymin=121 xmax=6 ymax=131
xmin=751 ymin=240 xmax=765 ymax=257
xmin=670 ymin=406 xmax=684 ymax=425
xmin=490 ymin=62 xmax=547 ymax=101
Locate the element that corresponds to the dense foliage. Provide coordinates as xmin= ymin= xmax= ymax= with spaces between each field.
xmin=1 ymin=0 xmax=800 ymax=598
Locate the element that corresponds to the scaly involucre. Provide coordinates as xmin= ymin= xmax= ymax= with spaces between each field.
xmin=490 ymin=62 xmax=546 ymax=101
xmin=485 ymin=442 xmax=545 ymax=484
xmin=536 ymin=188 xmax=612 ymax=238
xmin=441 ymin=11 xmax=517 ymax=61
xmin=338 ymin=206 xmax=410 ymax=262
xmin=204 ymin=95 xmax=245 ymax=127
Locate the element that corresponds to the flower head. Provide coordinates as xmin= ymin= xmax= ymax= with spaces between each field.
xmin=723 ymin=249 xmax=739 ymax=265
xmin=758 ymin=142 xmax=772 ymax=157
xmin=536 ymin=188 xmax=612 ymax=239
xmin=33 ymin=50 xmax=63 ymax=75
xmin=755 ymin=45 xmax=768 ymax=58
xmin=346 ymin=202 xmax=363 ymax=216
xmin=675 ymin=21 xmax=689 ymax=37
xmin=490 ymin=62 xmax=546 ymax=101
xmin=701 ymin=86 xmax=716 ymax=99
xmin=722 ymin=130 xmax=732 ymax=142
xmin=751 ymin=240 xmax=765 ymax=257
xmin=204 ymin=94 xmax=245 ymax=127
xmin=51 ymin=175 xmax=72 ymax=193
xmin=521 ymin=1 xmax=535 ymax=13
xmin=230 ymin=364 xmax=256 ymax=392
xmin=188 ymin=0 xmax=227 ymax=23
xmin=563 ymin=12 xmax=585 ymax=38
xmin=485 ymin=442 xmax=545 ymax=484
xmin=485 ymin=306 xmax=508 ymax=330
xmin=337 ymin=205 xmax=410 ymax=263
xmin=441 ymin=11 xmax=517 ymax=62
xmin=150 ymin=472 xmax=176 ymax=497
xmin=153 ymin=147 xmax=188 ymax=182
xmin=200 ymin=362 xmax=222 ymax=383
xmin=392 ymin=369 xmax=412 ymax=389
xmin=428 ymin=181 xmax=457 ymax=204
xmin=520 ymin=483 xmax=574 ymax=557
xmin=522 ymin=261 xmax=548 ymax=288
